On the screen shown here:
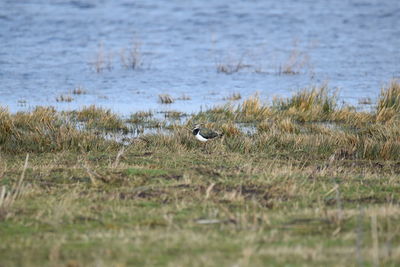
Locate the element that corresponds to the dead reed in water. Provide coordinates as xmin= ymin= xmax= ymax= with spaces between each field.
xmin=158 ymin=94 xmax=174 ymax=104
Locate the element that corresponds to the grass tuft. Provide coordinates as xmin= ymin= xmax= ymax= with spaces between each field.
xmin=376 ymin=79 xmax=400 ymax=122
xmin=273 ymin=85 xmax=336 ymax=121
xmin=71 ymin=105 xmax=129 ymax=132
xmin=0 ymin=107 xmax=116 ymax=153
xmin=237 ymin=95 xmax=271 ymax=122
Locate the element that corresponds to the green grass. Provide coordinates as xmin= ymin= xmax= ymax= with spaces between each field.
xmin=1 ymin=85 xmax=400 ymax=266
xmin=1 ymin=149 xmax=400 ymax=266
xmin=125 ymin=168 xmax=170 ymax=177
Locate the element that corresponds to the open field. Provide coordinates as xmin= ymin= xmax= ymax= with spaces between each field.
xmin=1 ymin=82 xmax=400 ymax=266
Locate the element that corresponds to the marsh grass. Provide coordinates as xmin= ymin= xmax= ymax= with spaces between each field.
xmin=128 ymin=111 xmax=153 ymax=123
xmin=128 ymin=111 xmax=165 ymax=129
xmin=376 ymin=79 xmax=400 ymax=122
xmin=238 ymin=94 xmax=271 ymax=122
xmin=70 ymin=105 xmax=129 ymax=133
xmin=163 ymin=110 xmax=186 ymax=120
xmin=2 ymin=83 xmax=400 ymax=266
xmin=0 ymin=107 xmax=117 ymax=153
xmin=274 ymin=85 xmax=335 ymax=112
xmin=273 ymin=85 xmax=337 ymax=122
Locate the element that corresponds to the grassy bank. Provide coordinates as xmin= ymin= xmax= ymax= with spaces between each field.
xmin=1 ymin=81 xmax=400 ymax=266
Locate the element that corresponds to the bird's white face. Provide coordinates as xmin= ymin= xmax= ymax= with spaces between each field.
xmin=195 ymin=132 xmax=208 ymax=142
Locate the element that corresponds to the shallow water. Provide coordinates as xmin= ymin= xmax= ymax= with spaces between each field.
xmin=1 ymin=0 xmax=399 ymax=115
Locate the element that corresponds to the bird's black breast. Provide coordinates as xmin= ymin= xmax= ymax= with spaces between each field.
xmin=193 ymin=128 xmax=200 ymax=135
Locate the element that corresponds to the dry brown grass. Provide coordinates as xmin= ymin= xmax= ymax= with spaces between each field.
xmin=274 ymin=85 xmax=335 ymax=112
xmin=376 ymin=79 xmax=400 ymax=122
xmin=72 ymin=105 xmax=129 ymax=132
xmin=0 ymin=107 xmax=120 ymax=153
xmin=237 ymin=94 xmax=271 ymax=122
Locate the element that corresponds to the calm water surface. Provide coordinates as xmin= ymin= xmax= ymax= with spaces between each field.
xmin=1 ymin=0 xmax=399 ymax=115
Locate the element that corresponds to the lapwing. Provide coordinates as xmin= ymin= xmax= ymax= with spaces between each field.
xmin=192 ymin=125 xmax=223 ymax=142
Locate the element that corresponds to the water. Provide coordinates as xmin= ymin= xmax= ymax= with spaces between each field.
xmin=1 ymin=0 xmax=399 ymax=115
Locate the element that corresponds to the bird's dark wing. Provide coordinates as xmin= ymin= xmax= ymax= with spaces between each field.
xmin=199 ymin=128 xmax=219 ymax=139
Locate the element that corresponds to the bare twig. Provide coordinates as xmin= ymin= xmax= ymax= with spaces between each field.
xmin=112 ymin=147 xmax=125 ymax=168
xmin=12 ymin=153 xmax=29 ymax=203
